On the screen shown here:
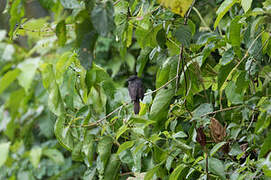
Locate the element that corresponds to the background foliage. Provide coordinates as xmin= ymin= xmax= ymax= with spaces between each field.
xmin=1 ymin=0 xmax=271 ymax=179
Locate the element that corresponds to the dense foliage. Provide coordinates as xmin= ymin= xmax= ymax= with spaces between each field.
xmin=1 ymin=0 xmax=271 ymax=179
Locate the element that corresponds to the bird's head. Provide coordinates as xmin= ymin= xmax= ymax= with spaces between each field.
xmin=127 ymin=75 xmax=138 ymax=82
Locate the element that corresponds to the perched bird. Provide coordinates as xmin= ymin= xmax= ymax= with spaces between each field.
xmin=127 ymin=75 xmax=144 ymax=114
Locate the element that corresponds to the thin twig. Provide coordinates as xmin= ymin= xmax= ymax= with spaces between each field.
xmin=120 ymin=172 xmax=135 ymax=176
xmin=175 ymin=0 xmax=196 ymax=94
xmin=200 ymin=105 xmax=243 ymax=117
xmin=144 ymin=76 xmax=177 ymax=96
xmin=114 ymin=0 xmax=121 ymax=6
xmin=192 ymin=7 xmax=211 ymax=31
xmin=219 ymin=31 xmax=264 ymax=110
xmin=80 ymin=102 xmax=129 ymax=128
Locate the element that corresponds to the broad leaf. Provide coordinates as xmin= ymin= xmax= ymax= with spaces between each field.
xmin=214 ymin=0 xmax=238 ymax=29
xmin=0 ymin=69 xmax=20 ymax=95
xmin=0 ymin=142 xmax=10 ymax=167
xmin=29 ymin=147 xmax=42 ymax=168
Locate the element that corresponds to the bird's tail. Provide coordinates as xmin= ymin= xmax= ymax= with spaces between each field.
xmin=134 ymin=100 xmax=140 ymax=114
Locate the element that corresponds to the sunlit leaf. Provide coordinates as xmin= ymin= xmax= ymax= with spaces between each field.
xmin=29 ymin=147 xmax=42 ymax=168
xmin=157 ymin=0 xmax=193 ymax=17
xmin=18 ymin=57 xmax=40 ymax=92
xmin=0 ymin=142 xmax=10 ymax=167
xmin=241 ymin=0 xmax=252 ymax=13
xmin=214 ymin=0 xmax=238 ymax=29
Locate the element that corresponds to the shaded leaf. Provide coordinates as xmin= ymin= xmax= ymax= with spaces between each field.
xmin=210 ymin=142 xmax=227 ymax=156
xmin=104 ymin=154 xmax=121 ymax=180
xmin=220 ymin=48 xmax=234 ymax=66
xmin=91 ymin=1 xmax=115 ymax=36
xmin=97 ymin=136 xmax=113 ymax=169
xmin=173 ymin=24 xmax=192 ymax=47
xmin=169 ymin=164 xmax=186 ymax=180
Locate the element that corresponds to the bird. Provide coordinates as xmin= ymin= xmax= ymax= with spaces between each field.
xmin=127 ymin=75 xmax=144 ymax=114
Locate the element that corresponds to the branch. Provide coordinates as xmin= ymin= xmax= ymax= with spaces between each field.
xmin=113 ymin=0 xmax=121 ymax=6
xmin=200 ymin=105 xmax=243 ymax=117
xmin=77 ymin=102 xmax=129 ymax=128
xmin=144 ymin=76 xmax=177 ymax=96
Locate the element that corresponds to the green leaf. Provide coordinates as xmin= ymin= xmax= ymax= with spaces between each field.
xmin=97 ymin=136 xmax=113 ymax=169
xmin=0 ymin=30 xmax=6 ymax=41
xmin=55 ymin=52 xmax=76 ymax=84
xmin=174 ymin=139 xmax=192 ymax=155
xmin=9 ymin=0 xmax=25 ymax=38
xmin=2 ymin=44 xmax=15 ymax=61
xmin=192 ymin=103 xmax=213 ymax=117
xmin=104 ymin=154 xmax=121 ymax=180
xmin=41 ymin=63 xmax=64 ymax=115
xmin=117 ymin=141 xmax=135 ymax=155
xmin=220 ymin=48 xmax=234 ymax=66
xmin=169 ymin=164 xmax=186 ymax=180
xmin=218 ymin=61 xmax=235 ymax=90
xmin=136 ymin=47 xmax=151 ymax=77
xmin=150 ymin=88 xmax=175 ymax=121
xmin=229 ymin=17 xmax=241 ymax=57
xmin=241 ymin=0 xmax=252 ymax=13
xmin=56 ymin=20 xmax=67 ymax=46
xmin=60 ymin=0 xmax=81 ymax=9
xmin=225 ymin=81 xmax=243 ymax=105
xmin=156 ymin=29 xmax=167 ymax=48
xmin=91 ymin=1 xmax=115 ymax=36
xmin=210 ymin=142 xmax=227 ymax=156
xmin=144 ymin=165 xmax=160 ymax=180
xmin=255 ymin=113 xmax=271 ymax=134
xmin=0 ymin=69 xmax=21 ymax=95
xmin=173 ymin=131 xmax=187 ymax=138
xmin=173 ymin=24 xmax=192 ymax=47
xmin=156 ymin=59 xmax=170 ymax=89
xmin=54 ymin=116 xmax=73 ymax=151
xmin=260 ymin=131 xmax=271 ymax=158
xmin=17 ymin=57 xmax=40 ymax=92
xmin=42 ymin=148 xmax=64 ymax=165
xmin=0 ymin=142 xmax=10 ymax=167
xmin=116 ymin=124 xmax=128 ymax=140
xmin=29 ymin=147 xmax=42 ymax=168
xmin=214 ymin=0 xmax=238 ymax=29
xmin=209 ymin=157 xmax=226 ymax=180
xmin=157 ymin=0 xmax=193 ymax=17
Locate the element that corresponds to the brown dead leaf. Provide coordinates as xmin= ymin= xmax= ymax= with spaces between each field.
xmin=196 ymin=126 xmax=206 ymax=147
xmin=210 ymin=118 xmax=226 ymax=143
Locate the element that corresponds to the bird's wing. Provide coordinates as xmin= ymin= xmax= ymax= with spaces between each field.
xmin=128 ymin=82 xmax=137 ymax=101
xmin=137 ymin=79 xmax=144 ymax=100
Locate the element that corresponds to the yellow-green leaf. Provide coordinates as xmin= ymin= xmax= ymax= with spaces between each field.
xmin=157 ymin=0 xmax=193 ymax=17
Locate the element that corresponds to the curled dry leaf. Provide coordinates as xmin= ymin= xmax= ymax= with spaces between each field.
xmin=196 ymin=126 xmax=206 ymax=147
xmin=210 ymin=118 xmax=226 ymax=143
